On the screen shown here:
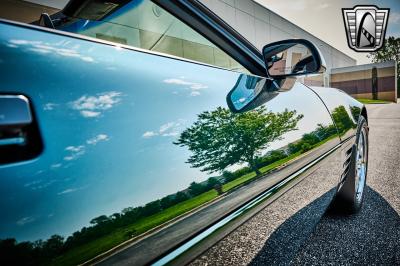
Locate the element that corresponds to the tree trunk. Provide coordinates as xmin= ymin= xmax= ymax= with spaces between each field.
xmin=249 ymin=161 xmax=261 ymax=176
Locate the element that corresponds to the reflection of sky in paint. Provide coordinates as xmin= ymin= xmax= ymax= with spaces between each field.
xmin=0 ymin=23 xmax=333 ymax=242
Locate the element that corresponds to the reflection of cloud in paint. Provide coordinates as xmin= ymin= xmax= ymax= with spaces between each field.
xmin=159 ymin=122 xmax=174 ymax=133
xmin=32 ymin=180 xmax=56 ymax=190
xmin=17 ymin=216 xmax=36 ymax=226
xmin=190 ymin=91 xmax=201 ymax=97
xmin=70 ymin=91 xmax=122 ymax=118
xmin=64 ymin=145 xmax=85 ymax=161
xmin=8 ymin=39 xmax=96 ymax=63
xmin=143 ymin=131 xmax=158 ymax=138
xmin=44 ymin=103 xmax=58 ymax=111
xmin=66 ymin=145 xmax=84 ymax=152
xmin=51 ymin=163 xmax=62 ymax=168
xmin=57 ymin=186 xmax=85 ymax=195
xmin=163 ymin=78 xmax=208 ymax=96
xmin=143 ymin=119 xmax=185 ymax=138
xmin=80 ymin=110 xmax=101 ymax=118
xmin=24 ymin=179 xmax=42 ymax=187
xmin=24 ymin=179 xmax=56 ymax=190
xmin=87 ymin=134 xmax=109 ymax=145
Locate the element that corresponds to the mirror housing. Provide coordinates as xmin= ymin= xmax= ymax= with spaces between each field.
xmin=226 ymin=74 xmax=280 ymax=113
xmin=263 ymin=39 xmax=326 ymax=78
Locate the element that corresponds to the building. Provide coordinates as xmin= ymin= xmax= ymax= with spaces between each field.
xmin=331 ymin=61 xmax=397 ymax=101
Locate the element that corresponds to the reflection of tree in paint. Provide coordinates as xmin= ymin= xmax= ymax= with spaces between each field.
xmin=0 ymin=106 xmax=354 ymax=266
xmin=350 ymin=106 xmax=361 ymax=122
xmin=331 ymin=106 xmax=357 ymax=135
xmin=174 ymin=106 xmax=303 ymax=175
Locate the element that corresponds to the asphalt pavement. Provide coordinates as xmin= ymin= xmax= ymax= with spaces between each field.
xmin=289 ymin=103 xmax=400 ymax=265
xmin=192 ymin=103 xmax=400 ymax=265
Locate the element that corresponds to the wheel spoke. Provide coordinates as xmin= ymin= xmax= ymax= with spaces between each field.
xmin=355 ymin=127 xmax=367 ymax=202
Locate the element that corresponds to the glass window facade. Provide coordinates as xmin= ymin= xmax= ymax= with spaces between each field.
xmin=58 ymin=0 xmax=249 ymax=73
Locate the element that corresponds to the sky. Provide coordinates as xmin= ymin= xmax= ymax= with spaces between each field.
xmin=255 ymin=0 xmax=400 ymax=64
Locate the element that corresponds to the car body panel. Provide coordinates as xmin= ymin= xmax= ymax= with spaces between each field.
xmin=308 ymin=86 xmax=365 ymax=142
xmin=0 ymin=20 xmax=347 ymax=265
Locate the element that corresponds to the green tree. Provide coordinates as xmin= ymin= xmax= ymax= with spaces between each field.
xmin=89 ymin=215 xmax=110 ymax=226
xmin=160 ymin=195 xmax=174 ymax=210
xmin=367 ymin=36 xmax=400 ymax=95
xmin=174 ymin=106 xmax=303 ymax=175
xmin=42 ymin=235 xmax=64 ymax=257
xmin=188 ymin=181 xmax=205 ymax=196
xmin=222 ymin=170 xmax=236 ymax=183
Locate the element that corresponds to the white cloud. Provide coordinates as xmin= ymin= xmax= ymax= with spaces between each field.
xmin=164 ymin=78 xmax=192 ymax=86
xmin=44 ymin=103 xmax=58 ymax=111
xmin=162 ymin=131 xmax=179 ymax=137
xmin=163 ymin=78 xmax=208 ymax=96
xmin=24 ymin=179 xmax=42 ymax=187
xmin=143 ymin=120 xmax=185 ymax=139
xmin=64 ymin=145 xmax=85 ymax=161
xmin=190 ymin=83 xmax=208 ymax=90
xmin=16 ymin=216 xmax=36 ymax=226
xmin=51 ymin=163 xmax=62 ymax=168
xmin=9 ymin=39 xmax=95 ymax=62
xmin=24 ymin=179 xmax=56 ymax=190
xmin=57 ymin=187 xmax=84 ymax=195
xmin=70 ymin=91 xmax=122 ymax=118
xmin=80 ymin=110 xmax=101 ymax=118
xmin=142 ymin=131 xmax=158 ymax=138
xmin=82 ymin=56 xmax=95 ymax=62
xmin=87 ymin=134 xmax=110 ymax=145
xmin=159 ymin=122 xmax=174 ymax=133
xmin=65 ymin=145 xmax=84 ymax=152
xmin=10 ymin=40 xmax=34 ymax=45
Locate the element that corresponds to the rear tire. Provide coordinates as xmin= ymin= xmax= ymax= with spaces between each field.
xmin=331 ymin=116 xmax=368 ymax=214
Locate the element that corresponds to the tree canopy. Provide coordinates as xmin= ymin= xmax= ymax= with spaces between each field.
xmin=174 ymin=106 xmax=303 ymax=174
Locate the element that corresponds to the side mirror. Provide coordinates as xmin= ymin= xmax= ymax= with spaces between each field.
xmin=263 ymin=39 xmax=326 ymax=78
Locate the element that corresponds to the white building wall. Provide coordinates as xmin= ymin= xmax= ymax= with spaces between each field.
xmin=200 ymin=0 xmax=356 ymax=85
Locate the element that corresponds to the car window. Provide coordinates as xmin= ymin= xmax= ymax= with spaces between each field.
xmin=57 ymin=0 xmax=250 ymax=73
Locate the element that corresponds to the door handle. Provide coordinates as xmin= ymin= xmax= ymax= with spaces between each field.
xmin=0 ymin=95 xmax=43 ymax=164
xmin=0 ymin=95 xmax=32 ymax=146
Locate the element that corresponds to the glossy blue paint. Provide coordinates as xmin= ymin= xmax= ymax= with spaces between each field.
xmin=0 ymin=20 xmax=343 ymax=265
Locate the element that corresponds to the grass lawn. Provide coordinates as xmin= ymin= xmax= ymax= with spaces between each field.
xmin=222 ymin=152 xmax=301 ymax=193
xmin=53 ymin=190 xmax=218 ymax=265
xmin=357 ymin=98 xmax=390 ymax=104
xmin=222 ymin=171 xmax=257 ymax=192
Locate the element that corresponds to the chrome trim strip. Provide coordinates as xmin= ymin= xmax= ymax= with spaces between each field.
xmin=152 ymin=143 xmax=342 ymax=266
